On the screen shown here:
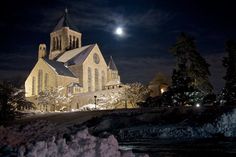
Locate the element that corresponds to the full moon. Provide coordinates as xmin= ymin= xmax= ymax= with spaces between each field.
xmin=115 ymin=27 xmax=123 ymax=36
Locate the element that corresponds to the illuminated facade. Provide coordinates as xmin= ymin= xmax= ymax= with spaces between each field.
xmin=25 ymin=9 xmax=120 ymax=97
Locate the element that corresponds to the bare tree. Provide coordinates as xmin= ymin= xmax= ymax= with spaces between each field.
xmin=37 ymin=87 xmax=73 ymax=111
xmin=123 ymin=83 xmax=150 ymax=107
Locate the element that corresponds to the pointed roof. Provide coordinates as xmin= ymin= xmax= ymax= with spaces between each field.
xmin=108 ymin=56 xmax=118 ymax=71
xmin=53 ymin=8 xmax=78 ymax=32
xmin=57 ymin=44 xmax=95 ymax=64
xmin=43 ymin=58 xmax=76 ymax=78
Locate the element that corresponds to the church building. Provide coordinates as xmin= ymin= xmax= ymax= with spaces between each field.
xmin=25 ymin=9 xmax=121 ymax=97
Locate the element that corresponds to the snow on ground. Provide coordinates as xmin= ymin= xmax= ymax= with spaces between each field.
xmin=0 ymin=123 xmax=148 ymax=157
xmin=79 ymin=103 xmax=106 ymax=111
xmin=118 ymin=108 xmax=236 ymax=139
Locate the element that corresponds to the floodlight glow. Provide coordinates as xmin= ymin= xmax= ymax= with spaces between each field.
xmin=196 ymin=103 xmax=200 ymax=108
xmin=161 ymin=88 xmax=165 ymax=94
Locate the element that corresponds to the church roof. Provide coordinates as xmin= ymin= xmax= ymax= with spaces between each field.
xmin=108 ymin=56 xmax=118 ymax=71
xmin=44 ymin=58 xmax=76 ymax=78
xmin=57 ymin=44 xmax=95 ymax=64
xmin=53 ymin=9 xmax=78 ymax=32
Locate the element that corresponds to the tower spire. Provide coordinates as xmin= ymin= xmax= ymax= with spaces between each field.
xmin=108 ymin=56 xmax=118 ymax=71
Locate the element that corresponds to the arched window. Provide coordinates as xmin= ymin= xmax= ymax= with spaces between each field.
xmin=44 ymin=73 xmax=49 ymax=90
xmin=59 ymin=35 xmax=62 ymax=50
xmin=101 ymin=71 xmax=105 ymax=90
xmin=73 ymin=36 xmax=76 ymax=48
xmin=53 ymin=37 xmax=56 ymax=50
xmin=88 ymin=67 xmax=92 ymax=92
xmin=55 ymin=37 xmax=58 ymax=50
xmin=38 ymin=69 xmax=43 ymax=94
xmin=95 ymin=68 xmax=99 ymax=91
xmin=76 ymin=38 xmax=79 ymax=48
xmin=32 ymin=76 xmax=35 ymax=95
xmin=69 ymin=35 xmax=72 ymax=49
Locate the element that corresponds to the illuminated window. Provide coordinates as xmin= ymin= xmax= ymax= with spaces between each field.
xmin=88 ymin=67 xmax=92 ymax=92
xmin=32 ymin=76 xmax=35 ymax=95
xmin=38 ymin=69 xmax=43 ymax=93
xmin=95 ymin=68 xmax=99 ymax=91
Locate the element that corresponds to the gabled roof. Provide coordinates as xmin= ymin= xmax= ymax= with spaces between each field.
xmin=57 ymin=44 xmax=95 ymax=64
xmin=53 ymin=9 xmax=78 ymax=32
xmin=108 ymin=56 xmax=118 ymax=71
xmin=43 ymin=58 xmax=76 ymax=78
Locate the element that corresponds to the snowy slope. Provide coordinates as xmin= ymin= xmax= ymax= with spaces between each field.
xmin=118 ymin=108 xmax=236 ymax=139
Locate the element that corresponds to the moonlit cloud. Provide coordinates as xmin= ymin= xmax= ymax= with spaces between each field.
xmin=30 ymin=0 xmax=172 ymax=35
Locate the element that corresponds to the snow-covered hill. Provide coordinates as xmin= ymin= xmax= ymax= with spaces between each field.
xmin=118 ymin=108 xmax=236 ymax=139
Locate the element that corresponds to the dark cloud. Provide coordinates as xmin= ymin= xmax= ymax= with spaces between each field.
xmin=115 ymin=56 xmax=174 ymax=83
xmin=0 ymin=53 xmax=36 ymax=71
xmin=0 ymin=0 xmax=235 ymax=92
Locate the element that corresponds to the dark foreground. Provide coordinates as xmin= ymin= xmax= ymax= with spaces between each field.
xmin=120 ymin=138 xmax=236 ymax=157
xmin=2 ymin=106 xmax=236 ymax=157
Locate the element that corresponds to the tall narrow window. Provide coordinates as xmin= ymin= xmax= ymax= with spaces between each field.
xmin=95 ymin=68 xmax=99 ymax=91
xmin=32 ymin=76 xmax=35 ymax=95
xmin=53 ymin=37 xmax=56 ymax=50
xmin=88 ymin=67 xmax=92 ymax=92
xmin=59 ymin=35 xmax=62 ymax=50
xmin=38 ymin=70 xmax=43 ymax=94
xmin=73 ymin=36 xmax=76 ymax=48
xmin=55 ymin=37 xmax=58 ymax=50
xmin=44 ymin=73 xmax=48 ymax=90
xmin=101 ymin=71 xmax=105 ymax=90
xmin=76 ymin=38 xmax=79 ymax=48
xmin=69 ymin=35 xmax=72 ymax=49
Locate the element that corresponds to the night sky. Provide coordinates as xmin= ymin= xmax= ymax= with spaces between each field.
xmin=1 ymin=0 xmax=236 ymax=92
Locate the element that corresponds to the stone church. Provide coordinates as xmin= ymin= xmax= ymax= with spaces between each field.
xmin=25 ymin=9 xmax=121 ymax=97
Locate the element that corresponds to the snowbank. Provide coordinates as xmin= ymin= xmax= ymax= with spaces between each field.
xmin=0 ymin=123 xmax=148 ymax=157
xmin=17 ymin=128 xmax=148 ymax=157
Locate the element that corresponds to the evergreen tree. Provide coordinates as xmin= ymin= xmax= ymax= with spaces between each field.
xmin=162 ymin=63 xmax=204 ymax=106
xmin=220 ymin=40 xmax=236 ymax=105
xmin=0 ymin=82 xmax=34 ymax=123
xmin=162 ymin=33 xmax=211 ymax=106
xmin=170 ymin=33 xmax=213 ymax=94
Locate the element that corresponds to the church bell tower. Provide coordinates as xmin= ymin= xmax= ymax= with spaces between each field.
xmin=49 ymin=9 xmax=82 ymax=60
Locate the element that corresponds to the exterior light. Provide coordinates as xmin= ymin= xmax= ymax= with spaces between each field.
xmin=161 ymin=88 xmax=165 ymax=94
xmin=196 ymin=103 xmax=200 ymax=108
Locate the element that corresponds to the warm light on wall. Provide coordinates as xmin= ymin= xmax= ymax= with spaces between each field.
xmin=161 ymin=88 xmax=165 ymax=94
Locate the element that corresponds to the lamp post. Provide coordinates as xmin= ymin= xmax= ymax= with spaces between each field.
xmin=94 ymin=95 xmax=97 ymax=109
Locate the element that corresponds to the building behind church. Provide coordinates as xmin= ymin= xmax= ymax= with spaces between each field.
xmin=25 ymin=9 xmax=121 ymax=98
